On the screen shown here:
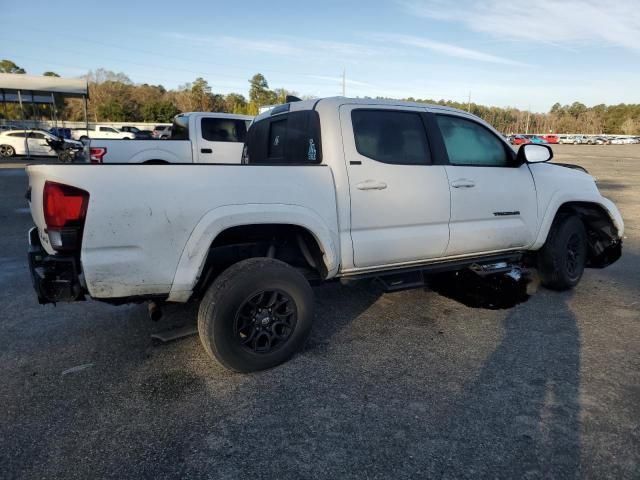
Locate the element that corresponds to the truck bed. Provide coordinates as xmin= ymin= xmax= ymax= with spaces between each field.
xmin=88 ymin=139 xmax=193 ymax=163
xmin=27 ymin=164 xmax=339 ymax=299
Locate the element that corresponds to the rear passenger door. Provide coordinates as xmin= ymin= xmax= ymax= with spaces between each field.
xmin=432 ymin=114 xmax=538 ymax=256
xmin=196 ymin=117 xmax=248 ymax=163
xmin=340 ymin=105 xmax=451 ymax=268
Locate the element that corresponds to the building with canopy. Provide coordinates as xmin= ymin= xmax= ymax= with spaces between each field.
xmin=0 ymin=73 xmax=88 ymax=157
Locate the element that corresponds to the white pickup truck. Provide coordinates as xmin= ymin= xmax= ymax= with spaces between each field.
xmin=71 ymin=125 xmax=136 ymax=141
xmin=26 ymin=97 xmax=623 ymax=372
xmin=87 ymin=112 xmax=254 ymax=164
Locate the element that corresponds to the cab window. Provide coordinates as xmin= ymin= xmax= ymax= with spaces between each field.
xmin=351 ymin=109 xmax=431 ymax=165
xmin=436 ymin=115 xmax=511 ymax=167
xmin=201 ymin=118 xmax=247 ymax=143
xmin=244 ymin=110 xmax=321 ymax=165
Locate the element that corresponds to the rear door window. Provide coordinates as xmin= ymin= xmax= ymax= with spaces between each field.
xmin=351 ymin=109 xmax=431 ymax=165
xmin=201 ymin=118 xmax=248 ymax=143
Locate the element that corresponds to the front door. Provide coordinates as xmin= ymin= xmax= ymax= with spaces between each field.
xmin=432 ymin=114 xmax=538 ymax=256
xmin=26 ymin=132 xmax=52 ymax=156
xmin=340 ymin=105 xmax=451 ymax=268
xmin=196 ymin=117 xmax=248 ymax=164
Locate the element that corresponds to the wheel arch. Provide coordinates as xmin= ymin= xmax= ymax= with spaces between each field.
xmin=533 ymin=199 xmax=623 ymax=267
xmin=167 ymin=204 xmax=339 ymax=302
xmin=130 ymin=148 xmax=180 ymax=163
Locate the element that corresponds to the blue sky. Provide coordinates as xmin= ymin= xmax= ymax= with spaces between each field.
xmin=2 ymin=0 xmax=639 ymax=112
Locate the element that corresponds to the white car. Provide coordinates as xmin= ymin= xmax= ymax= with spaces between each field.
xmin=70 ymin=125 xmax=135 ymax=142
xmin=25 ymin=97 xmax=624 ymax=372
xmin=88 ymin=112 xmax=253 ymax=164
xmin=610 ymin=137 xmax=637 ymax=145
xmin=0 ymin=129 xmax=83 ymax=158
xmin=152 ymin=125 xmax=172 ymax=139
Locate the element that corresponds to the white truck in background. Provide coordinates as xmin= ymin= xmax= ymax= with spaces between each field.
xmin=26 ymin=97 xmax=623 ymax=372
xmin=71 ymin=125 xmax=136 ymax=141
xmin=87 ymin=112 xmax=254 ymax=164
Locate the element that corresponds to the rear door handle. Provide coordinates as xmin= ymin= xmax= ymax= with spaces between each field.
xmin=201 ymin=148 xmax=212 ymax=154
xmin=450 ymin=179 xmax=475 ymax=188
xmin=356 ymin=180 xmax=387 ymax=190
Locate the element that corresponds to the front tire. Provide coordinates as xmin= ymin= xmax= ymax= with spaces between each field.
xmin=537 ymin=215 xmax=588 ymax=290
xmin=198 ymin=258 xmax=314 ymax=372
xmin=58 ymin=148 xmax=74 ymax=163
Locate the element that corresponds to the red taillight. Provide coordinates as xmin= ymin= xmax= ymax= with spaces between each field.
xmin=43 ymin=181 xmax=89 ymax=251
xmin=89 ymin=147 xmax=107 ymax=163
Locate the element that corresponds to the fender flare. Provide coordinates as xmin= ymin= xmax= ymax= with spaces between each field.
xmin=167 ymin=203 xmax=339 ymax=302
xmin=531 ymin=192 xmax=624 ymax=250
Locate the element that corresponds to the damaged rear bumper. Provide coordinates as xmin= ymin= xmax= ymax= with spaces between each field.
xmin=28 ymin=227 xmax=85 ymax=304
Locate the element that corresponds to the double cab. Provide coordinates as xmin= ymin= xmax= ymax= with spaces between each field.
xmin=26 ymin=98 xmax=623 ymax=372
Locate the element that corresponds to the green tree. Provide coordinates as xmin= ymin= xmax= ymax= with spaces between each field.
xmin=249 ymin=73 xmax=277 ymax=109
xmin=190 ymin=77 xmax=213 ymax=111
xmin=96 ymin=100 xmax=127 ymax=121
xmin=43 ymin=71 xmax=60 ymax=77
xmin=224 ymin=93 xmax=248 ymax=114
xmin=141 ymin=101 xmax=180 ymax=122
xmin=0 ymin=59 xmax=26 ymax=73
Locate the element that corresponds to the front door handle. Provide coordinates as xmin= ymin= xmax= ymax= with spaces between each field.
xmin=450 ymin=179 xmax=475 ymax=188
xmin=356 ymin=180 xmax=387 ymax=190
xmin=201 ymin=148 xmax=212 ymax=154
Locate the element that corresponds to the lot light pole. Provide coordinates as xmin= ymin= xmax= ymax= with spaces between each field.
xmin=342 ymin=68 xmax=346 ymax=97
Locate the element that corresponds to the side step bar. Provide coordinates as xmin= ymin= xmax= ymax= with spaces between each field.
xmin=352 ymin=253 xmax=524 ymax=293
xmin=376 ymin=271 xmax=426 ymax=292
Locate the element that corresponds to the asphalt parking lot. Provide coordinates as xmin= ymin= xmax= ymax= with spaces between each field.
xmin=1 ymin=145 xmax=638 ymax=479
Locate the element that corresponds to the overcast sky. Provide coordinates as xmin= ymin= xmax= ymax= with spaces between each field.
xmin=3 ymin=0 xmax=639 ymax=112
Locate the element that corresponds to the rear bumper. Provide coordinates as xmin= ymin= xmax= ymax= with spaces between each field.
xmin=28 ymin=227 xmax=85 ymax=304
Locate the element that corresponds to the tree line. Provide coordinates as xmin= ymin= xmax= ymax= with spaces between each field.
xmin=1 ymin=59 xmax=639 ymax=134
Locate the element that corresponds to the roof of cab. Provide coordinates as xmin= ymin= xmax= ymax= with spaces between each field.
xmin=254 ymin=96 xmax=478 ymax=123
xmin=175 ymin=111 xmax=254 ymax=120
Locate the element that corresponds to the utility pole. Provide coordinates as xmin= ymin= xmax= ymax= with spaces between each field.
xmin=467 ymin=91 xmax=471 ymax=112
xmin=342 ymin=68 xmax=346 ymax=97
xmin=525 ymin=105 xmax=531 ymax=134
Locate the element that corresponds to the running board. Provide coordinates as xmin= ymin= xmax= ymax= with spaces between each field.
xmin=375 ymin=271 xmax=425 ymax=292
xmin=356 ymin=253 xmax=524 ymax=293
xmin=344 ymin=252 xmax=523 ymax=281
xmin=469 ymin=261 xmax=513 ymax=276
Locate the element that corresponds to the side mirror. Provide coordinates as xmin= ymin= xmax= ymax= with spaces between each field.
xmin=517 ymin=143 xmax=553 ymax=164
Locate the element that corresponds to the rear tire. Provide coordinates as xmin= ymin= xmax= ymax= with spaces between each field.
xmin=537 ymin=215 xmax=588 ymax=290
xmin=0 ymin=145 xmax=15 ymax=157
xmin=198 ymin=258 xmax=314 ymax=372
